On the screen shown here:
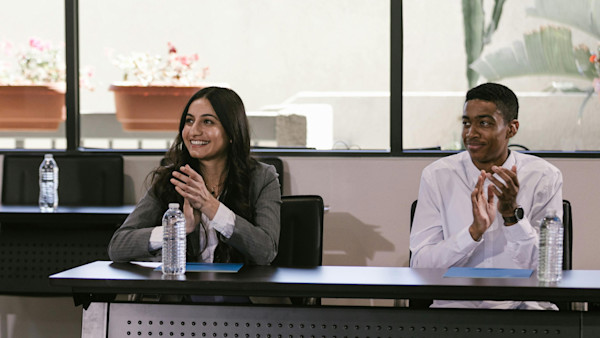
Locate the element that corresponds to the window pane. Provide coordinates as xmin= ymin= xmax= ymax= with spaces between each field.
xmin=0 ymin=0 xmax=66 ymax=150
xmin=403 ymin=0 xmax=600 ymax=152
xmin=79 ymin=0 xmax=390 ymax=151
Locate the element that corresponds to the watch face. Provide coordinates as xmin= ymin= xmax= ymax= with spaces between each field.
xmin=515 ymin=207 xmax=524 ymax=220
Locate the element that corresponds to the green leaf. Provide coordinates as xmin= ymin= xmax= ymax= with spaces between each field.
xmin=526 ymin=0 xmax=600 ymax=40
xmin=470 ymin=26 xmax=596 ymax=81
xmin=484 ymin=0 xmax=506 ymax=43
xmin=463 ymin=0 xmax=485 ymax=88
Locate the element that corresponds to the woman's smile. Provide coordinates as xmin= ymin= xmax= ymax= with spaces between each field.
xmin=182 ymin=98 xmax=229 ymax=162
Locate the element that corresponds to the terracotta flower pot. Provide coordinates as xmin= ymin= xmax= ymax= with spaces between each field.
xmin=0 ymin=85 xmax=65 ymax=130
xmin=109 ymin=84 xmax=205 ymax=131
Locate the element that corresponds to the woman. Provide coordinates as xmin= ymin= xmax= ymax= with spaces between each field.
xmin=108 ymin=87 xmax=281 ymax=265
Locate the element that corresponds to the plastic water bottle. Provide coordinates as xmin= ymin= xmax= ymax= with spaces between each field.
xmin=162 ymin=203 xmax=186 ymax=275
xmin=538 ymin=209 xmax=564 ymax=282
xmin=38 ymin=154 xmax=59 ymax=212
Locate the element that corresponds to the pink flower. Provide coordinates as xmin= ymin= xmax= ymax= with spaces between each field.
xmin=168 ymin=42 xmax=177 ymax=54
xmin=112 ymin=42 xmax=208 ymax=85
xmin=28 ymin=37 xmax=49 ymax=51
xmin=175 ymin=55 xmax=191 ymax=67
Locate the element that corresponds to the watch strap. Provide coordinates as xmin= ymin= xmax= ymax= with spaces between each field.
xmin=503 ymin=206 xmax=524 ymax=224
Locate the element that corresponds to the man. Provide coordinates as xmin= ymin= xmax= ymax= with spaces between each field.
xmin=409 ymin=83 xmax=563 ymax=309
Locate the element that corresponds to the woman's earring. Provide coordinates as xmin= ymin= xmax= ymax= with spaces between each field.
xmin=229 ymin=139 xmax=233 ymax=144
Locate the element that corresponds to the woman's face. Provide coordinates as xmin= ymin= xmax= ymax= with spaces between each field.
xmin=182 ymin=98 xmax=229 ymax=162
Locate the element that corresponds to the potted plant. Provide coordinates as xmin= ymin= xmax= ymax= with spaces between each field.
xmin=110 ymin=43 xmax=215 ymax=131
xmin=467 ymin=0 xmax=599 ymax=122
xmin=0 ymin=37 xmax=93 ymax=130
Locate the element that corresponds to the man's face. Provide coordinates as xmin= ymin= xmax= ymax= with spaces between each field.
xmin=462 ymin=99 xmax=517 ymax=171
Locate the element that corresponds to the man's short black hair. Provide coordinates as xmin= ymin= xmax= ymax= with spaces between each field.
xmin=466 ymin=83 xmax=519 ymax=123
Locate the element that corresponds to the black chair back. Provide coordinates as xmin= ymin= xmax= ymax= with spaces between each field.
xmin=409 ymin=200 xmax=418 ymax=261
xmin=272 ymin=195 xmax=324 ymax=305
xmin=2 ymin=154 xmax=124 ymax=206
xmin=257 ymin=157 xmax=284 ymax=194
xmin=562 ymin=200 xmax=573 ymax=270
xmin=272 ymin=195 xmax=324 ymax=267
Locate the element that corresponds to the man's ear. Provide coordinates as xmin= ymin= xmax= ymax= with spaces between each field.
xmin=507 ymin=119 xmax=519 ymax=138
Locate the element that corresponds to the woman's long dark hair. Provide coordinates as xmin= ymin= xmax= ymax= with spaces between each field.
xmin=150 ymin=86 xmax=257 ymax=262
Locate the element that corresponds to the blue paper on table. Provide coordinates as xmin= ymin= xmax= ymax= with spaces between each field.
xmin=443 ymin=267 xmax=533 ymax=278
xmin=155 ymin=263 xmax=243 ymax=273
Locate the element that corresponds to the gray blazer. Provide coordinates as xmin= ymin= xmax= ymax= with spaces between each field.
xmin=108 ymin=162 xmax=281 ymax=265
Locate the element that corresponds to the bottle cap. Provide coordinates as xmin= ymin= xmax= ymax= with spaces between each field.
xmin=545 ymin=208 xmax=558 ymax=217
xmin=44 ymin=154 xmax=53 ymax=159
xmin=168 ymin=203 xmax=180 ymax=209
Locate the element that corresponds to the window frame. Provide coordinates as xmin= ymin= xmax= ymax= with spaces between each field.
xmin=3 ymin=0 xmax=598 ymax=159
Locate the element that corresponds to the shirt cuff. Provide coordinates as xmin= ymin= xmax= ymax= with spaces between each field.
xmin=149 ymin=226 xmax=163 ymax=251
xmin=456 ymin=225 xmax=482 ymax=252
xmin=503 ymin=219 xmax=536 ymax=242
xmin=210 ymin=202 xmax=236 ymax=239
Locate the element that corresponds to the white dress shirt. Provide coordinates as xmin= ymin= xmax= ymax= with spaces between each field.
xmin=409 ymin=150 xmax=563 ymax=309
xmin=149 ymin=202 xmax=236 ymax=263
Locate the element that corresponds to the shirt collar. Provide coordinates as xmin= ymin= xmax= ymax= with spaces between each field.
xmin=463 ymin=149 xmax=516 ymax=188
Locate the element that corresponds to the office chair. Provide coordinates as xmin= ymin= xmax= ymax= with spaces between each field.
xmin=562 ymin=200 xmax=572 ymax=270
xmin=257 ymin=156 xmax=284 ymax=194
xmin=508 ymin=144 xmax=530 ymax=151
xmin=272 ymin=195 xmax=324 ymax=305
xmin=556 ymin=200 xmax=573 ymax=310
xmin=405 ymin=200 xmax=432 ymax=308
xmin=272 ymin=195 xmax=324 ymax=268
xmin=406 ymin=199 xmax=573 ymax=310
